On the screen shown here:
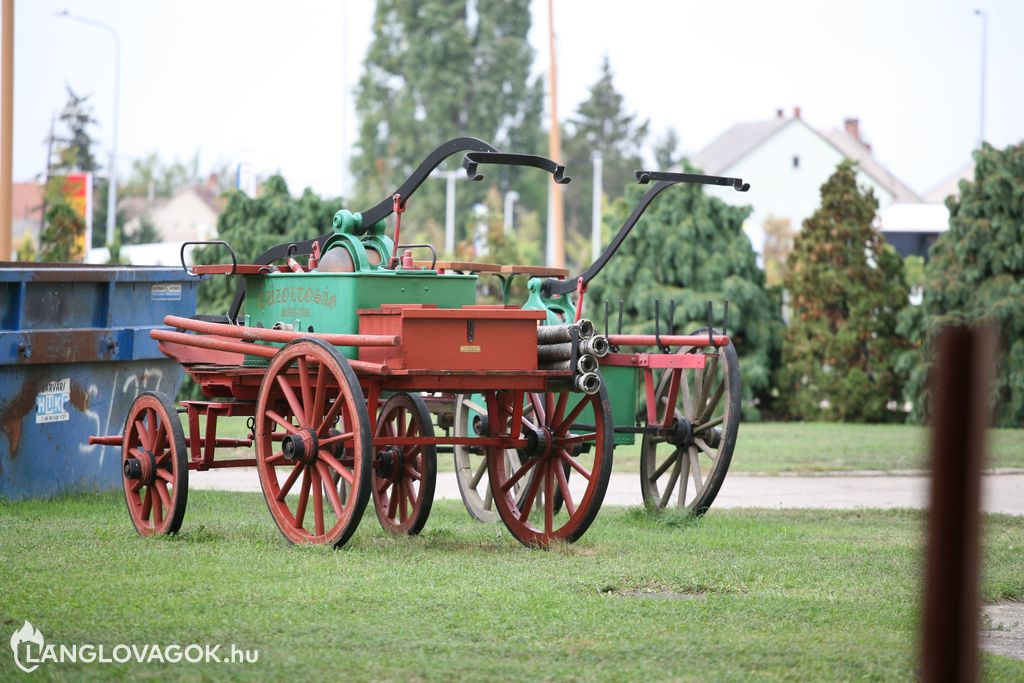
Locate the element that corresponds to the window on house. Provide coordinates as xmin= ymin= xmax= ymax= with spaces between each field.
xmin=792 ymin=155 xmax=800 ymax=169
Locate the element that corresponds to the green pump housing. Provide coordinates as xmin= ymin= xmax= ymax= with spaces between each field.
xmin=244 ymin=209 xmax=477 ymax=360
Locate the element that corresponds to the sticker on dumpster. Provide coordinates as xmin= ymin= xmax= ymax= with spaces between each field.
xmin=151 ymin=283 xmax=182 ymax=301
xmin=35 ymin=378 xmax=71 ymax=424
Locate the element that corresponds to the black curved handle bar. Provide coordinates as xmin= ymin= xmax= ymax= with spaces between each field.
xmin=227 ymin=136 xmax=501 ymax=322
xmin=462 ymin=152 xmax=570 ymax=184
xmin=636 ymin=169 xmax=749 ymax=192
xmin=542 ymin=170 xmax=751 ymax=296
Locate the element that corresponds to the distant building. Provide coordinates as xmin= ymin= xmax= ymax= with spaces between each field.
xmin=121 ymin=182 xmax=223 ymax=243
xmin=11 ymin=182 xmax=44 ymax=246
xmin=877 ymin=203 xmax=949 ymax=260
xmin=692 ymin=108 xmax=921 ymax=254
xmin=925 ymin=162 xmax=974 ymax=203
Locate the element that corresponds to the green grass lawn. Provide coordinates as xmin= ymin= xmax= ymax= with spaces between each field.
xmin=196 ymin=415 xmax=1024 ymax=475
xmin=1 ymin=493 xmax=1022 ymax=681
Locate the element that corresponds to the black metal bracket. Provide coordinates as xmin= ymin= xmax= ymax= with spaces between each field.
xmin=462 ymin=152 xmax=570 ymax=184
xmin=542 ymin=180 xmax=675 ymax=296
xmin=181 ymin=240 xmax=237 ymax=276
xmin=604 ymin=299 xmax=623 ymax=352
xmin=636 ymin=170 xmax=749 ymax=192
xmin=705 ymin=301 xmax=715 ymax=347
xmin=542 ymin=170 xmax=752 ymax=298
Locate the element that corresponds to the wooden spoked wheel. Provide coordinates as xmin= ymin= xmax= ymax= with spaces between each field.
xmin=121 ymin=391 xmax=188 ymax=536
xmin=255 ymin=338 xmax=371 ymax=547
xmin=453 ymin=393 xmax=533 ymax=523
xmin=639 ymin=331 xmax=741 ymax=514
xmin=486 ymin=386 xmax=614 ymax=547
xmin=371 ymin=393 xmax=437 ymax=535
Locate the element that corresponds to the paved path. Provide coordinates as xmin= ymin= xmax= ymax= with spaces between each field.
xmin=190 ymin=469 xmax=1024 ymax=516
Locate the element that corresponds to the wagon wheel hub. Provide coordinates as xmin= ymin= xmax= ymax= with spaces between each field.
xmin=520 ymin=424 xmax=553 ymax=460
xmin=667 ymin=417 xmax=694 ymax=449
xmin=373 ymin=447 xmax=404 ymax=483
xmin=282 ymin=428 xmax=319 ymax=465
xmin=123 ymin=448 xmax=157 ymax=484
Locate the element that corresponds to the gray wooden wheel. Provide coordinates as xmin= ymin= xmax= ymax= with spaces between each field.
xmin=639 ymin=330 xmax=741 ymax=514
xmin=453 ymin=393 xmax=535 ymax=522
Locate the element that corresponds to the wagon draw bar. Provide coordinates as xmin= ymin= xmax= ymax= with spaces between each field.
xmin=149 ymin=329 xmax=392 ymax=375
xmin=163 ymin=315 xmax=400 ymax=347
xmin=541 ymin=170 xmax=750 ymax=298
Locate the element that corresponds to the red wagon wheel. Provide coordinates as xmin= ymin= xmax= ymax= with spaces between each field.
xmin=487 ymin=385 xmax=613 ymax=547
xmin=639 ymin=330 xmax=741 ymax=514
xmin=371 ymin=393 xmax=437 ymax=535
xmin=255 ymin=338 xmax=371 ymax=548
xmin=120 ymin=391 xmax=188 ymax=536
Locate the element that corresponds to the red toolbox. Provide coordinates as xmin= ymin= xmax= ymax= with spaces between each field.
xmin=357 ymin=305 xmax=545 ymax=371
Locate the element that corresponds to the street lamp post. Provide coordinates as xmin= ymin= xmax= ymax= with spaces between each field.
xmin=974 ymin=8 xmax=987 ymax=148
xmin=56 ymin=10 xmax=120 ymax=248
xmin=503 ymin=191 xmax=519 ymax=234
xmin=430 ymin=169 xmax=463 ymax=254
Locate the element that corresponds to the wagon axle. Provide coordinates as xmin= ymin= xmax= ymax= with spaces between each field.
xmin=372 ymin=447 xmax=405 ymax=483
xmin=281 ymin=428 xmax=319 ymax=465
xmin=122 ymin=449 xmax=157 ymax=484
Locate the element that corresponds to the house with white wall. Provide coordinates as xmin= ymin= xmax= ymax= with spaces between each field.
xmin=121 ymin=184 xmax=222 ymax=243
xmin=692 ymin=108 xmax=921 ymax=254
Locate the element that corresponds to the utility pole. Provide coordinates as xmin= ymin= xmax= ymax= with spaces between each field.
xmin=545 ymin=0 xmax=564 ymax=268
xmin=340 ymin=0 xmax=349 ymax=196
xmin=591 ymin=150 xmax=602 ymax=262
xmin=974 ymin=9 xmax=987 ymax=148
xmin=0 ymin=0 xmax=13 ymax=261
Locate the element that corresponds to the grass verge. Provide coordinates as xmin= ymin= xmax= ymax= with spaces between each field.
xmin=1 ymin=493 xmax=1022 ymax=681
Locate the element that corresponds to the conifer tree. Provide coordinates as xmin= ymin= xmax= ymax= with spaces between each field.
xmin=779 ymin=161 xmax=908 ymax=422
xmin=901 ymin=142 xmax=1024 ymax=426
xmin=562 ymin=57 xmax=648 ymax=268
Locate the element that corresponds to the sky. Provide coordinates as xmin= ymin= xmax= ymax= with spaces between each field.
xmin=8 ymin=0 xmax=1024 ymax=201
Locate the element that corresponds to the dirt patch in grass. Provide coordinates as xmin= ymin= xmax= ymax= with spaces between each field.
xmin=982 ymin=601 xmax=1024 ymax=661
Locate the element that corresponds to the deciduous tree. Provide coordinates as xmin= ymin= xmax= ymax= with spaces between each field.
xmin=351 ymin=0 xmax=545 ymax=256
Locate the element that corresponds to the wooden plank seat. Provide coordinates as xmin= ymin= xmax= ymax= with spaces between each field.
xmin=412 ymin=260 xmax=502 ymax=273
xmin=498 ymin=264 xmax=570 ymax=279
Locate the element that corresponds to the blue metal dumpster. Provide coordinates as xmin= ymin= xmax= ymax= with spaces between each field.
xmin=0 ymin=264 xmax=198 ymax=500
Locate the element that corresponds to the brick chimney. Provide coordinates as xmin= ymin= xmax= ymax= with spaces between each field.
xmin=844 ymin=117 xmax=871 ymax=152
xmin=793 ymin=106 xmax=801 ymax=119
xmin=844 ymin=118 xmax=861 ymax=141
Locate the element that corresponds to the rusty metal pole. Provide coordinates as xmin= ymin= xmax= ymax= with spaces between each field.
xmin=0 ymin=0 xmax=13 ymax=261
xmin=921 ymin=325 xmax=996 ymax=683
xmin=545 ymin=0 xmax=564 ymax=268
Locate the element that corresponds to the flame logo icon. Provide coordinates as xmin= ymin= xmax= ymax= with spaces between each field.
xmin=10 ymin=621 xmax=44 ymax=673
